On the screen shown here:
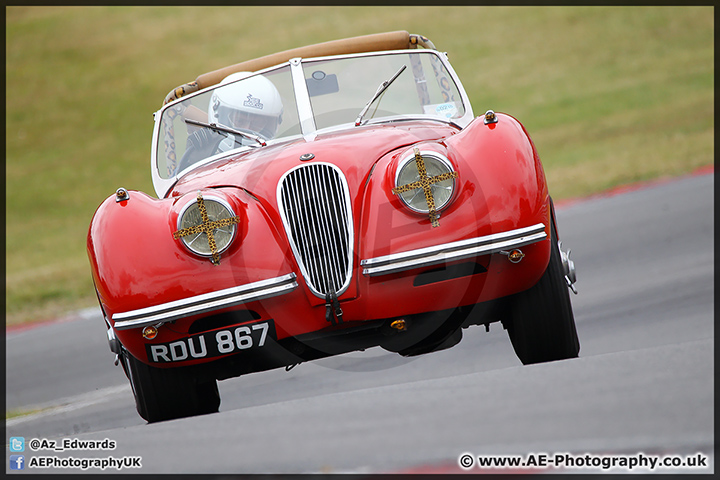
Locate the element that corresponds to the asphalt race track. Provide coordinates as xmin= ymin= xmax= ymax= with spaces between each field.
xmin=6 ymin=171 xmax=714 ymax=474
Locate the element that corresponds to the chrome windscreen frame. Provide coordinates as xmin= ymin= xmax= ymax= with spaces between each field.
xmin=151 ymin=49 xmax=474 ymax=199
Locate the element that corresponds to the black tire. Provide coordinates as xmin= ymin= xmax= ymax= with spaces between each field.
xmin=504 ymin=220 xmax=580 ymax=365
xmin=123 ymin=353 xmax=220 ymax=423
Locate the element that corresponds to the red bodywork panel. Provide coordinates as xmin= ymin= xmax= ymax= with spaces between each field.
xmin=87 ymin=115 xmax=550 ymax=367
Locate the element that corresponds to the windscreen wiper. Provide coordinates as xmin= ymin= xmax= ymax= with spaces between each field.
xmin=184 ymin=118 xmax=266 ymax=147
xmin=355 ymin=65 xmax=407 ymax=127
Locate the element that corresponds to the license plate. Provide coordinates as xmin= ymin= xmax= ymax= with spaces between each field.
xmin=145 ymin=320 xmax=275 ymax=363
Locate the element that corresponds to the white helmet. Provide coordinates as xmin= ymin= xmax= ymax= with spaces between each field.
xmin=208 ymin=72 xmax=283 ymax=140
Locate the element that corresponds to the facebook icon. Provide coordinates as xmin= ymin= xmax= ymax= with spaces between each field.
xmin=10 ymin=455 xmax=25 ymax=470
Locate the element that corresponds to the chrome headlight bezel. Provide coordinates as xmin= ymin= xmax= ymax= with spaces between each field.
xmin=175 ymin=193 xmax=239 ymax=260
xmin=394 ymin=150 xmax=457 ymax=214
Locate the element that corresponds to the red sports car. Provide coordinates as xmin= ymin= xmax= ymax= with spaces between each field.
xmin=87 ymin=31 xmax=579 ymax=422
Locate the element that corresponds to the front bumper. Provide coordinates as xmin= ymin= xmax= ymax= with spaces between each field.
xmin=360 ymin=223 xmax=547 ymax=276
xmin=112 ymin=273 xmax=298 ymax=330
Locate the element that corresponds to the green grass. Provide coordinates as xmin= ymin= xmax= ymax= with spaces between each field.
xmin=6 ymin=407 xmax=46 ymax=420
xmin=5 ymin=6 xmax=714 ymax=326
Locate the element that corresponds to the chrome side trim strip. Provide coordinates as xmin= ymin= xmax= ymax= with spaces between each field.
xmin=112 ymin=273 xmax=298 ymax=330
xmin=360 ymin=223 xmax=547 ymax=276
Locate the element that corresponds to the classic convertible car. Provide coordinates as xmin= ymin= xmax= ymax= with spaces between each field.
xmin=87 ymin=31 xmax=579 ymax=422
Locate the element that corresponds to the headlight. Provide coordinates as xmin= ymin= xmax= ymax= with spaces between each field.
xmin=174 ymin=193 xmax=239 ymax=264
xmin=394 ymin=149 xmax=457 ymax=214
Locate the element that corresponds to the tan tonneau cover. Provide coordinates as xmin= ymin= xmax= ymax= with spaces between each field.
xmin=163 ymin=31 xmax=435 ymax=105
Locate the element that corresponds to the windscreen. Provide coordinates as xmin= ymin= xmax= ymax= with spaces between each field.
xmin=155 ymin=65 xmax=299 ymax=179
xmin=303 ymin=51 xmax=465 ymax=130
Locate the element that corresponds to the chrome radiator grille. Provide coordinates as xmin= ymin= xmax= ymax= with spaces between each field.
xmin=278 ymin=163 xmax=354 ymax=298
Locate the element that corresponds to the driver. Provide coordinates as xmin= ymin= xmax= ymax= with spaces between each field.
xmin=209 ymin=71 xmax=284 ymax=142
xmin=177 ymin=72 xmax=283 ymax=171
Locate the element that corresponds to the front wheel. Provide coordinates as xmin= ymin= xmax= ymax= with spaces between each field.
xmin=504 ymin=220 xmax=580 ymax=365
xmin=123 ymin=353 xmax=220 ymax=423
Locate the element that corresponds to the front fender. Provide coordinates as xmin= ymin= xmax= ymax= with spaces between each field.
xmin=355 ymin=113 xmax=550 ymax=316
xmin=87 ymin=187 xmax=297 ymax=359
xmin=445 ymin=112 xmax=549 ymax=232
